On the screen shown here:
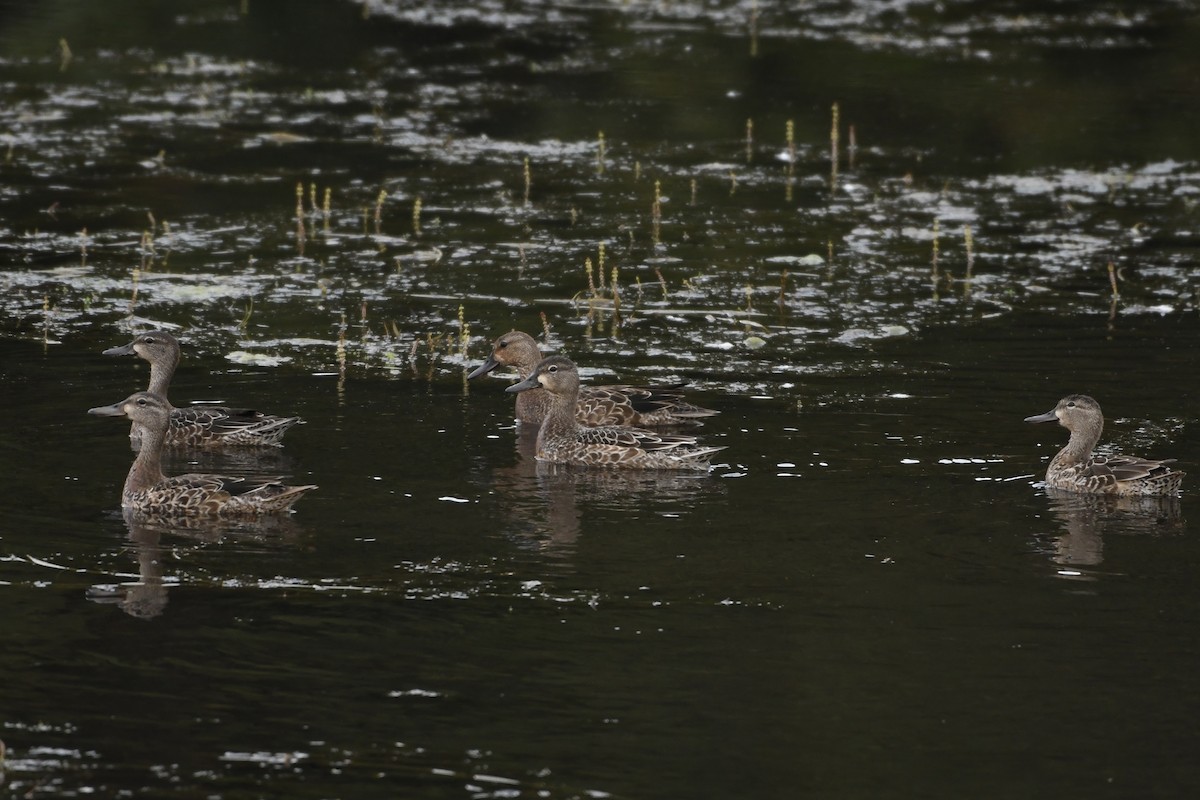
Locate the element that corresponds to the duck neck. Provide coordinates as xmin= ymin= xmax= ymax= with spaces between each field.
xmin=125 ymin=419 xmax=167 ymax=496
xmin=537 ymin=383 xmax=580 ymax=448
xmin=515 ymin=386 xmax=544 ymax=421
xmin=146 ymin=354 xmax=178 ymax=397
xmin=1054 ymin=421 xmax=1101 ymax=467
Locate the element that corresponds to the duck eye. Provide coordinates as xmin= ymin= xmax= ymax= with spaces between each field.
xmin=497 ymin=340 xmax=508 ymax=349
xmin=547 ymin=365 xmax=558 ymax=373
xmin=1067 ymin=401 xmax=1075 ymax=408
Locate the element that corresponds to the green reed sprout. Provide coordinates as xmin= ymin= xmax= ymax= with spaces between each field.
xmin=239 ymin=296 xmax=253 ymax=333
xmin=830 ymin=102 xmax=840 ymax=189
xmin=458 ymin=304 xmax=470 ymax=358
xmin=652 ymin=180 xmax=662 ymax=245
xmin=786 ymin=119 xmax=795 ymax=173
xmin=523 ymin=156 xmax=531 ymax=206
xmin=337 ymin=313 xmax=347 ymax=398
xmin=374 ymin=189 xmax=387 ymax=232
xmin=964 ymin=224 xmax=974 ymax=282
xmin=931 ymin=218 xmax=940 ymax=280
xmin=749 ymin=0 xmax=759 ymax=56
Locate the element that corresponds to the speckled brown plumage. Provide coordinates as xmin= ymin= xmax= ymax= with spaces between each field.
xmin=89 ymin=392 xmax=317 ymax=516
xmin=103 ymin=330 xmax=302 ymax=447
xmin=506 ymin=356 xmax=725 ymax=470
xmin=1025 ymin=394 xmax=1184 ymax=497
xmin=469 ymin=330 xmax=718 ymax=427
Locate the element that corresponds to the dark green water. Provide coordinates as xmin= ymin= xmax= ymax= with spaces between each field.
xmin=2 ymin=1 xmax=1199 ymax=798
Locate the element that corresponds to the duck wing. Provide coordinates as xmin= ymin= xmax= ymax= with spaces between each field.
xmin=1091 ymin=454 xmax=1177 ymax=484
xmin=169 ymin=405 xmax=303 ymax=445
xmin=572 ymin=425 xmax=705 ymax=453
xmin=141 ymin=474 xmax=315 ymax=515
xmin=579 ymin=384 xmax=718 ymax=427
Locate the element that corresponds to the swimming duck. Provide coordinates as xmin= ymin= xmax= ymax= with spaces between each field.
xmin=103 ymin=330 xmax=302 ymax=447
xmin=89 ymin=392 xmax=317 ymax=515
xmin=1025 ymin=394 xmax=1184 ymax=497
xmin=469 ymin=330 xmax=718 ymax=427
xmin=506 ymin=355 xmax=725 ymax=470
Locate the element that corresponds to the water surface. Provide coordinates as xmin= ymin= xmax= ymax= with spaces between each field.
xmin=2 ymin=1 xmax=1199 ymax=798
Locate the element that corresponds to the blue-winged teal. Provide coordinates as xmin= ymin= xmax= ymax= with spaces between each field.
xmin=1025 ymin=394 xmax=1185 ymax=497
xmin=469 ymin=330 xmax=718 ymax=427
xmin=506 ymin=355 xmax=725 ymax=470
xmin=89 ymin=392 xmax=317 ymax=515
xmin=104 ymin=330 xmax=302 ymax=447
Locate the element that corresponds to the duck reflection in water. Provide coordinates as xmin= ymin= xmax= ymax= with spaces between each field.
xmin=485 ymin=428 xmax=724 ymax=559
xmin=87 ymin=512 xmax=171 ymax=620
xmin=87 ymin=509 xmax=305 ymax=620
xmin=1035 ymin=488 xmax=1184 ymax=578
xmin=159 ymin=442 xmax=298 ymax=483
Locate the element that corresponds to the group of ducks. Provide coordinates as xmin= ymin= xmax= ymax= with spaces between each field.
xmin=90 ymin=332 xmax=316 ymax=516
xmin=89 ymin=329 xmax=1186 ymax=520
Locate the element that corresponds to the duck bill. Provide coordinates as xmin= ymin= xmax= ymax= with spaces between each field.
xmin=505 ymin=373 xmax=541 ymax=394
xmin=88 ymin=401 xmax=128 ymax=418
xmin=102 ymin=341 xmax=135 ymax=356
xmin=1024 ymin=410 xmax=1058 ymax=424
xmin=467 ymin=354 xmax=500 ymax=380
